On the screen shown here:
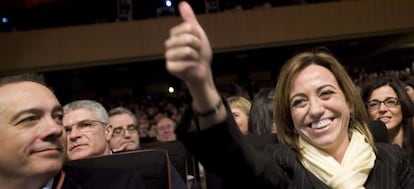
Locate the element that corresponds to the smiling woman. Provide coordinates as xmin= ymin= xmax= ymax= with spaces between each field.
xmin=164 ymin=2 xmax=414 ymax=188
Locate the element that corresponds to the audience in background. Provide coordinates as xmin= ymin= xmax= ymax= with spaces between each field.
xmin=156 ymin=116 xmax=177 ymax=142
xmin=245 ymin=87 xmax=279 ymax=150
xmin=248 ymin=87 xmax=277 ymax=135
xmin=63 ymin=101 xmax=187 ymax=189
xmin=148 ymin=124 xmax=159 ymax=138
xmin=402 ymin=77 xmax=414 ymax=102
xmin=63 ymin=100 xmax=111 ymax=160
xmin=138 ymin=120 xmax=155 ymax=144
xmin=226 ymin=96 xmax=251 ymax=135
xmin=107 ymin=106 xmax=140 ymax=152
xmin=361 ymin=77 xmax=414 ymax=165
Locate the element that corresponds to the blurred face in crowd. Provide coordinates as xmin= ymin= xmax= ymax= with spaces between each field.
xmin=289 ymin=65 xmax=350 ymax=154
xmin=107 ymin=113 xmax=140 ymax=152
xmin=64 ymin=109 xmax=109 ymax=160
xmin=148 ymin=124 xmax=158 ymax=138
xmin=230 ymin=107 xmax=249 ymax=135
xmin=138 ymin=121 xmax=149 ymax=138
xmin=156 ymin=117 xmax=176 ymax=142
xmin=367 ymin=85 xmax=403 ymax=131
xmin=0 ymin=82 xmax=65 ymax=181
xmin=404 ymin=85 xmax=414 ymax=102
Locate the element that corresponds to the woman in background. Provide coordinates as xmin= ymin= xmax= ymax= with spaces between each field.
xmin=361 ymin=77 xmax=414 ymax=165
xmin=227 ymin=96 xmax=251 ymax=135
xmin=248 ymin=87 xmax=277 ymax=135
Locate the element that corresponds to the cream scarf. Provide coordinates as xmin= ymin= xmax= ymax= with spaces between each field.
xmin=299 ymin=130 xmax=376 ymax=189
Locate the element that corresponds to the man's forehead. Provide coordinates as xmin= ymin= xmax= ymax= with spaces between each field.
xmin=0 ymin=81 xmax=53 ymax=96
xmin=64 ymin=109 xmax=97 ymax=123
xmin=0 ymin=82 xmax=58 ymax=107
xmin=110 ymin=114 xmax=134 ymax=121
xmin=0 ymin=82 xmax=60 ymax=122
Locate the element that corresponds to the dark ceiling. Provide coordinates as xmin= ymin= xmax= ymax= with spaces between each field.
xmin=39 ymin=31 xmax=414 ymax=104
xmin=1 ymin=0 xmax=414 ymax=103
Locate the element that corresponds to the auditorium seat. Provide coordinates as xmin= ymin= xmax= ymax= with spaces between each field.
xmin=65 ymin=149 xmax=173 ymax=189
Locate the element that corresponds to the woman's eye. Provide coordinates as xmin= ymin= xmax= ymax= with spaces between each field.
xmin=320 ymin=90 xmax=334 ymax=99
xmin=291 ymin=99 xmax=306 ymax=107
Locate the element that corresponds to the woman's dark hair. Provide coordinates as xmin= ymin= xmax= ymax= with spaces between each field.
xmin=248 ymin=88 xmax=275 ymax=135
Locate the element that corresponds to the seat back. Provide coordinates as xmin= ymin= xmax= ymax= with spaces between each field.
xmin=65 ymin=149 xmax=172 ymax=189
xmin=142 ymin=141 xmax=201 ymax=189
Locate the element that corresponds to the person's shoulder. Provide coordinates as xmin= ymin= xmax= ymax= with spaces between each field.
xmin=245 ymin=133 xmax=278 ymax=151
xmin=263 ymin=143 xmax=298 ymax=163
xmin=375 ymin=143 xmax=409 ymax=165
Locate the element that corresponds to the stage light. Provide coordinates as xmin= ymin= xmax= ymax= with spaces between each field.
xmin=168 ymin=86 xmax=175 ymax=94
xmin=156 ymin=0 xmax=175 ymax=17
xmin=1 ymin=17 xmax=8 ymax=24
xmin=165 ymin=0 xmax=172 ymax=7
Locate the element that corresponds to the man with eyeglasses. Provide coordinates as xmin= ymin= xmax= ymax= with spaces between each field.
xmin=0 ymin=73 xmax=146 ymax=189
xmin=63 ymin=100 xmax=187 ymax=188
xmin=63 ymin=100 xmax=112 ymax=160
xmin=107 ymin=107 xmax=140 ymax=152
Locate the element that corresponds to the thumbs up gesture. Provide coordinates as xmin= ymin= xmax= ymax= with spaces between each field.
xmin=164 ymin=1 xmax=213 ymax=87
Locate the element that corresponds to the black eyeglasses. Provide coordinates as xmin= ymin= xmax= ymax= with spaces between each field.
xmin=64 ymin=120 xmax=107 ymax=134
xmin=367 ymin=97 xmax=400 ymax=110
xmin=112 ymin=125 xmax=138 ymax=136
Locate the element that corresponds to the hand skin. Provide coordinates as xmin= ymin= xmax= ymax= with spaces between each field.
xmin=164 ymin=1 xmax=226 ymax=129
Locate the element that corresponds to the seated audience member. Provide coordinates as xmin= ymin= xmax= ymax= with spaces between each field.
xmin=164 ymin=2 xmax=414 ymax=188
xmin=148 ymin=123 xmax=158 ymax=138
xmin=402 ymin=77 xmax=414 ymax=102
xmin=146 ymin=116 xmax=199 ymax=187
xmin=65 ymin=102 xmax=186 ymax=188
xmin=156 ymin=116 xmax=177 ymax=142
xmin=0 ymin=73 xmax=145 ymax=189
xmin=248 ymin=87 xmax=277 ymax=135
xmin=361 ymin=77 xmax=414 ymax=165
xmin=63 ymin=100 xmax=111 ymax=160
xmin=245 ymin=88 xmax=278 ymax=150
xmin=226 ymin=96 xmax=251 ymax=135
xmin=107 ymin=106 xmax=140 ymax=152
xmin=138 ymin=119 xmax=155 ymax=145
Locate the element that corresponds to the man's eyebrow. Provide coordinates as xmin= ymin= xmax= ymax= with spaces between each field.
xmin=10 ymin=105 xmax=63 ymax=124
xmin=10 ymin=108 xmax=42 ymax=124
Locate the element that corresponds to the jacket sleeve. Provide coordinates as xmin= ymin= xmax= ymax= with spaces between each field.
xmin=175 ymin=99 xmax=287 ymax=189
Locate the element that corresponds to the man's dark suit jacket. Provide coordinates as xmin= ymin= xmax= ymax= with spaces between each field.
xmin=55 ymin=165 xmax=146 ymax=189
xmin=176 ymin=103 xmax=414 ymax=189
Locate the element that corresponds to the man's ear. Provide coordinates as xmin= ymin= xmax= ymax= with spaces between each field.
xmin=105 ymin=124 xmax=112 ymax=141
